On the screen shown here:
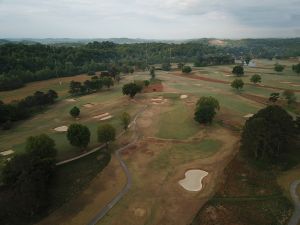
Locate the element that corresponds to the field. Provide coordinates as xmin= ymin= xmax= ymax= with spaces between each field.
xmin=0 ymin=58 xmax=299 ymax=225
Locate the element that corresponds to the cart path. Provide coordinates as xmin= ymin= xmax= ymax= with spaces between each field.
xmin=87 ymin=105 xmax=147 ymax=225
xmin=288 ymin=180 xmax=300 ymax=225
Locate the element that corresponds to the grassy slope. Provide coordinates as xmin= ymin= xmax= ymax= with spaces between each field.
xmin=156 ymin=100 xmax=199 ymax=139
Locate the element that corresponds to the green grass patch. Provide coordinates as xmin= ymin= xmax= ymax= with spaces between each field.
xmin=156 ymin=101 xmax=199 ymax=139
xmin=149 ymin=139 xmax=222 ymax=171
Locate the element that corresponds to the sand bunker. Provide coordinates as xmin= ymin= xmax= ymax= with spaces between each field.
xmin=83 ymin=103 xmax=94 ymax=108
xmin=0 ymin=149 xmax=14 ymax=156
xmin=93 ymin=113 xmax=110 ymax=119
xmin=66 ymin=98 xmax=77 ymax=102
xmin=290 ymin=84 xmax=300 ymax=87
xmin=225 ymin=75 xmax=234 ymax=77
xmin=93 ymin=113 xmax=113 ymax=121
xmin=193 ymin=84 xmax=203 ymax=87
xmin=280 ymin=81 xmax=292 ymax=84
xmin=179 ymin=169 xmax=208 ymax=192
xmin=100 ymin=115 xmax=113 ymax=121
xmin=54 ymin=126 xmax=68 ymax=132
xmin=243 ymin=114 xmax=254 ymax=118
xmin=151 ymin=96 xmax=167 ymax=104
xmin=180 ymin=95 xmax=188 ymax=99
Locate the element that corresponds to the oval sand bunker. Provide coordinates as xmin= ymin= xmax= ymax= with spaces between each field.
xmin=179 ymin=169 xmax=208 ymax=192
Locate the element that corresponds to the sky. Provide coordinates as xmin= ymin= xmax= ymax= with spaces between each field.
xmin=0 ymin=0 xmax=299 ymax=39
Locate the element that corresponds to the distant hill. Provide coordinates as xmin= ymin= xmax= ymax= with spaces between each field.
xmin=1 ymin=38 xmax=175 ymax=45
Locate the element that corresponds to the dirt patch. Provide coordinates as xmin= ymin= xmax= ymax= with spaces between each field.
xmin=133 ymin=208 xmax=146 ymax=217
xmin=240 ymin=93 xmax=268 ymax=105
xmin=175 ymin=72 xmax=230 ymax=84
xmin=83 ymin=103 xmax=94 ymax=108
xmin=143 ymin=83 xmax=164 ymax=93
xmin=209 ymin=39 xmax=225 ymax=46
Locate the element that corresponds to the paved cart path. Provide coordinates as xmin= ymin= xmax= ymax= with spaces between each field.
xmin=288 ymin=180 xmax=300 ymax=225
xmin=87 ymin=105 xmax=147 ymax=225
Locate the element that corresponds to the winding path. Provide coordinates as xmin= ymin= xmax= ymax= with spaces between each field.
xmin=87 ymin=105 xmax=147 ymax=225
xmin=288 ymin=180 xmax=300 ymax=225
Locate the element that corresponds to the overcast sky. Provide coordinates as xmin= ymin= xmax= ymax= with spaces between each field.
xmin=0 ymin=0 xmax=299 ymax=39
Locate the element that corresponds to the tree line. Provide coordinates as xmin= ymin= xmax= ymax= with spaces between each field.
xmin=0 ymin=90 xmax=58 ymax=130
xmin=69 ymin=76 xmax=114 ymax=96
xmin=1 ymin=39 xmax=299 ymax=91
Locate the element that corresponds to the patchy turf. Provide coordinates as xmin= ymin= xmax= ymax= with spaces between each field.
xmin=191 ymin=154 xmax=293 ymax=225
xmin=156 ymin=100 xmax=199 ymax=139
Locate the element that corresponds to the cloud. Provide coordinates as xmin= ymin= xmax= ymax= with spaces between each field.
xmin=0 ymin=0 xmax=299 ymax=38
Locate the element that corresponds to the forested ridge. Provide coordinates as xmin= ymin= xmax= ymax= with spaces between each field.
xmin=0 ymin=38 xmax=299 ymax=91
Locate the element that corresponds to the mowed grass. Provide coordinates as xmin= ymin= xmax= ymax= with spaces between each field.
xmin=0 ymin=77 xmax=142 ymax=162
xmin=156 ymin=100 xmax=199 ymax=139
xmin=193 ymin=59 xmax=300 ymax=94
xmin=150 ymin=139 xmax=222 ymax=170
xmin=0 ymin=74 xmax=91 ymax=103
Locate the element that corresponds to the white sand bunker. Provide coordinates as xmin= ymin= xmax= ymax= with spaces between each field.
xmin=54 ymin=126 xmax=68 ymax=132
xmin=243 ymin=114 xmax=254 ymax=118
xmin=66 ymin=98 xmax=77 ymax=102
xmin=151 ymin=96 xmax=167 ymax=104
xmin=180 ymin=95 xmax=188 ymax=99
xmin=290 ymin=84 xmax=300 ymax=87
xmin=93 ymin=113 xmax=113 ymax=121
xmin=280 ymin=81 xmax=292 ymax=84
xmin=93 ymin=113 xmax=110 ymax=119
xmin=100 ymin=115 xmax=113 ymax=121
xmin=0 ymin=149 xmax=14 ymax=156
xmin=83 ymin=103 xmax=94 ymax=108
xmin=179 ymin=169 xmax=208 ymax=192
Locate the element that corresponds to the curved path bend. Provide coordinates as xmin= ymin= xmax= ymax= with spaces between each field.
xmin=288 ymin=180 xmax=300 ymax=225
xmin=87 ymin=105 xmax=147 ymax=225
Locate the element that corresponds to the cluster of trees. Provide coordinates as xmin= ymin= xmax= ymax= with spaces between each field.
xmin=182 ymin=65 xmax=192 ymax=74
xmin=122 ymin=82 xmax=143 ymax=98
xmin=231 ymin=79 xmax=244 ymax=91
xmin=194 ymin=54 xmax=234 ymax=67
xmin=0 ymin=90 xmax=58 ymax=129
xmin=66 ymin=112 xmax=131 ymax=150
xmin=69 ymin=76 xmax=114 ymax=96
xmin=292 ymin=63 xmax=300 ymax=74
xmin=250 ymin=74 xmax=262 ymax=84
xmin=241 ymin=105 xmax=299 ymax=166
xmin=269 ymin=90 xmax=297 ymax=105
xmin=194 ymin=96 xmax=220 ymax=124
xmin=0 ymin=134 xmax=57 ymax=224
xmin=232 ymin=65 xmax=244 ymax=76
xmin=274 ymin=63 xmax=285 ymax=72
